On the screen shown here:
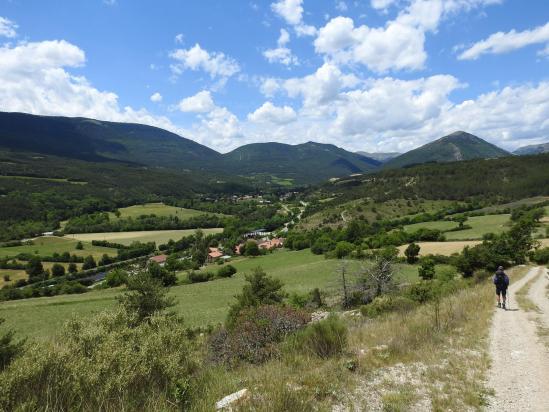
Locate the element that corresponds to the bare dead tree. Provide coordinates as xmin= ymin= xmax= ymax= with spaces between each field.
xmin=356 ymin=256 xmax=396 ymax=304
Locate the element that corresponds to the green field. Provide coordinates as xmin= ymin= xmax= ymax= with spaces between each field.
xmin=0 ymin=236 xmax=117 ymax=260
xmin=64 ymin=228 xmax=223 ymax=246
xmin=444 ymin=214 xmax=510 ymax=240
xmin=0 ymin=249 xmax=445 ymax=341
xmin=404 ymin=220 xmax=458 ymax=233
xmin=402 ymin=214 xmax=511 ymax=240
xmin=109 ymin=202 xmax=225 ymax=220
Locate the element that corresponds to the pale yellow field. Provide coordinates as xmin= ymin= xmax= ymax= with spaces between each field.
xmin=398 ymin=239 xmax=549 ymax=257
xmin=65 ymin=228 xmax=223 ymax=246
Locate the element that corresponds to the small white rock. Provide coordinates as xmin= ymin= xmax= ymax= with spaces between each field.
xmin=215 ymin=388 xmax=249 ymax=410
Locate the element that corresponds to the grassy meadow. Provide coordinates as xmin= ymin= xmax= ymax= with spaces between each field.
xmin=64 ymin=228 xmax=223 ymax=246
xmin=108 ymin=202 xmax=226 ymax=220
xmin=403 ymin=214 xmax=511 ymax=240
xmin=0 ymin=236 xmax=117 ymax=259
xmin=0 ymin=248 xmax=451 ymax=341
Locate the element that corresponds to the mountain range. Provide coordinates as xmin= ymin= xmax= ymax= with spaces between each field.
xmin=356 ymin=151 xmax=400 ymax=163
xmin=513 ymin=142 xmax=549 ymax=156
xmin=0 ymin=111 xmax=534 ymax=185
xmin=383 ymin=131 xmax=510 ymax=169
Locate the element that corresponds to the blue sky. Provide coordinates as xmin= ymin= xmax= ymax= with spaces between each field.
xmin=1 ymin=0 xmax=548 ymax=153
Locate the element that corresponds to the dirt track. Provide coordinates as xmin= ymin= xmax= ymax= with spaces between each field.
xmin=487 ymin=266 xmax=549 ymax=411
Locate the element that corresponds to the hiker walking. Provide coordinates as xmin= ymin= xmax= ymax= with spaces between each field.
xmin=493 ymin=266 xmax=510 ymax=309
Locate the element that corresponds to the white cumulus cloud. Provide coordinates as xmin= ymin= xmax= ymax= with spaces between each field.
xmin=263 ymin=28 xmax=299 ymax=65
xmin=150 ymin=92 xmax=162 ymax=103
xmin=248 ymin=102 xmax=297 ymax=124
xmin=169 ymin=43 xmax=240 ymax=79
xmin=0 ymin=16 xmax=17 ymax=38
xmin=458 ymin=21 xmax=549 ymax=60
xmin=315 ymin=0 xmax=502 ymax=73
xmin=177 ymin=90 xmax=216 ymax=113
xmin=271 ymin=0 xmax=317 ymax=36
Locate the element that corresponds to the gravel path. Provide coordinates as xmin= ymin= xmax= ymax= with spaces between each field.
xmin=487 ymin=266 xmax=549 ymax=411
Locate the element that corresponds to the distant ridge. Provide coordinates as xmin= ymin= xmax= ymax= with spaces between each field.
xmin=513 ymin=142 xmax=549 ymax=156
xmin=0 ymin=111 xmax=381 ymax=185
xmin=383 ymin=131 xmax=510 ymax=169
xmin=220 ymin=141 xmax=381 ymax=183
xmin=356 ymin=151 xmax=400 ymax=163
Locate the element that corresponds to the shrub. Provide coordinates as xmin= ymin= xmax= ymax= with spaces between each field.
xmin=335 ymin=241 xmax=354 ymax=259
xmin=104 ymin=269 xmax=128 ymax=287
xmin=404 ymin=242 xmax=420 ymax=264
xmin=75 ymin=241 xmax=83 ymax=250
xmin=360 ymin=295 xmax=417 ymax=318
xmin=117 ymin=271 xmax=175 ymax=323
xmin=82 ymin=255 xmax=96 ymax=270
xmin=51 ymin=263 xmax=66 ymax=277
xmin=293 ymin=316 xmax=347 ymax=358
xmin=418 ymin=259 xmax=435 ymax=281
xmin=473 ymin=269 xmax=491 ymax=284
xmin=530 ymin=247 xmax=549 ymax=264
xmin=2 ymin=275 xmax=10 ymax=282
xmin=0 ymin=318 xmax=25 ymax=371
xmin=227 ymin=268 xmax=286 ymax=326
xmin=68 ymin=262 xmax=78 ymax=274
xmin=187 ymin=271 xmax=214 ymax=283
xmin=148 ymin=262 xmax=177 ymax=286
xmin=209 ymin=305 xmax=309 ymax=365
xmin=0 ymin=310 xmax=196 ymax=411
xmin=217 ymin=264 xmax=237 ymax=278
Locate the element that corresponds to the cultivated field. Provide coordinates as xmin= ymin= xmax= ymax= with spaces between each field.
xmin=0 ymin=269 xmax=26 ymax=288
xmin=109 ymin=202 xmax=225 ymax=220
xmin=0 ymin=249 xmax=447 ymax=340
xmin=398 ymin=238 xmax=549 ymax=257
xmin=0 ymin=236 xmax=117 ymax=259
xmin=64 ymin=228 xmax=223 ymax=246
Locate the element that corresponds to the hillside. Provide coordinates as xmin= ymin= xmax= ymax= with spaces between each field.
xmin=0 ymin=112 xmax=381 ymax=184
xmin=356 ymin=151 xmax=400 ymax=162
xmin=0 ymin=112 xmax=221 ymax=170
xmin=514 ymin=142 xmax=549 ymax=155
xmin=384 ymin=131 xmax=510 ymax=169
xmin=216 ymin=141 xmax=381 ymax=183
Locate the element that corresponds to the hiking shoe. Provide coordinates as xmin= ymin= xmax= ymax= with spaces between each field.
xmin=502 ymin=303 xmax=506 ymax=310
xmin=497 ymin=302 xmax=501 ymax=308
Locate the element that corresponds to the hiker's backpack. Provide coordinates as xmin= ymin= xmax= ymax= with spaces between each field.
xmin=495 ymin=272 xmax=506 ymax=287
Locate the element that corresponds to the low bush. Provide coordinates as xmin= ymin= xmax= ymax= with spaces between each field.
xmin=360 ymin=295 xmax=417 ymax=318
xmin=217 ymin=265 xmax=237 ymax=278
xmin=292 ymin=315 xmax=348 ymax=358
xmin=208 ymin=305 xmax=309 ymax=365
xmin=530 ymin=247 xmax=549 ymax=264
xmin=0 ymin=310 xmax=197 ymax=411
xmin=187 ymin=271 xmax=214 ymax=283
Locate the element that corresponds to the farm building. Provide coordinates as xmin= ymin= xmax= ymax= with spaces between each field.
xmin=149 ymin=254 xmax=167 ymax=266
xmin=258 ymin=238 xmax=284 ymax=250
xmin=244 ymin=228 xmax=271 ymax=238
xmin=207 ymin=247 xmax=223 ymax=263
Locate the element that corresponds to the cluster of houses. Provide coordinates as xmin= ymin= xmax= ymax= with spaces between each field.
xmin=234 ymin=236 xmax=284 ymax=255
xmin=148 ymin=228 xmax=285 ymax=267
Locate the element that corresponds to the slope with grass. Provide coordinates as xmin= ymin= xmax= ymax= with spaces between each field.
xmin=64 ymin=228 xmax=223 ymax=246
xmin=0 ymin=249 xmax=454 ymax=340
xmin=109 ymin=202 xmax=227 ymax=220
xmin=0 ymin=236 xmax=117 ymax=259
